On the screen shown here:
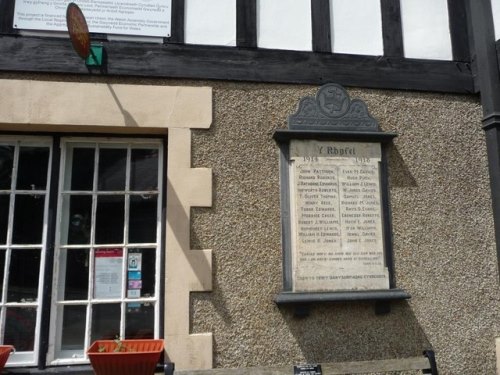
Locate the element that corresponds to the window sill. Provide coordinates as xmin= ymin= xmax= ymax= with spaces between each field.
xmin=4 ymin=365 xmax=93 ymax=374
xmin=4 ymin=363 xmax=168 ymax=374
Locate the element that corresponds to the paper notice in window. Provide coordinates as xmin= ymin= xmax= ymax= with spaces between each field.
xmin=94 ymin=248 xmax=123 ymax=299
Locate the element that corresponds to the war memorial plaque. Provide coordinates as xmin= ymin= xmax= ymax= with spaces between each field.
xmin=274 ymin=83 xmax=410 ymax=305
xmin=290 ymin=140 xmax=388 ymax=291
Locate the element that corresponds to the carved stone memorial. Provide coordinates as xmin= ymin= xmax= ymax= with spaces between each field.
xmin=274 ymin=83 xmax=409 ymax=306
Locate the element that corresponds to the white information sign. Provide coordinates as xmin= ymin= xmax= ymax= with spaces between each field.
xmin=13 ymin=0 xmax=171 ymax=37
xmin=290 ymin=140 xmax=389 ymax=292
xmin=94 ymin=248 xmax=123 ymax=299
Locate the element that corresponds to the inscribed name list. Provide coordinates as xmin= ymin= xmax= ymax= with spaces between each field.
xmin=13 ymin=0 xmax=171 ymax=37
xmin=290 ymin=140 xmax=389 ymax=292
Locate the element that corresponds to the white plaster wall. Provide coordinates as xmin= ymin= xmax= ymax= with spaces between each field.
xmin=400 ymin=0 xmax=452 ymax=60
xmin=257 ymin=0 xmax=312 ymax=51
xmin=185 ymin=0 xmax=236 ymax=46
xmin=491 ymin=0 xmax=500 ymax=40
xmin=330 ymin=0 xmax=383 ymax=56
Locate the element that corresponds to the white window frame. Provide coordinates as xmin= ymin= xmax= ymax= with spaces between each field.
xmin=45 ymin=137 xmax=164 ymax=366
xmin=0 ymin=135 xmax=53 ymax=367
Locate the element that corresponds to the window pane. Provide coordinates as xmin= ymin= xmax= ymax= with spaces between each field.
xmin=98 ymin=149 xmax=127 ymax=191
xmin=69 ymin=148 xmax=95 ymax=191
xmin=128 ymin=249 xmax=155 ymax=297
xmin=61 ymin=305 xmax=87 ymax=351
xmin=129 ymin=195 xmax=157 ymax=243
xmin=66 ymin=195 xmax=92 ymax=245
xmin=7 ymin=249 xmax=41 ymax=302
xmin=0 ymin=145 xmax=14 ymax=190
xmin=63 ymin=249 xmax=89 ymax=300
xmin=16 ymin=146 xmax=50 ymax=190
xmin=91 ymin=304 xmax=120 ymax=342
xmin=12 ymin=195 xmax=45 ymax=244
xmin=130 ymin=149 xmax=159 ymax=191
xmin=125 ymin=303 xmax=154 ymax=339
xmin=0 ymin=195 xmax=9 ymax=244
xmin=0 ymin=250 xmax=4 ymax=301
xmin=95 ymin=195 xmax=124 ymax=244
xmin=5 ymin=307 xmax=37 ymax=351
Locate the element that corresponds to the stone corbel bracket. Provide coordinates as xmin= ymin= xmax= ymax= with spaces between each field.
xmin=165 ymin=128 xmax=213 ymax=370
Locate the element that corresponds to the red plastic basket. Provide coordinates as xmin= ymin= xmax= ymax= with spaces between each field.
xmin=87 ymin=339 xmax=164 ymax=375
xmin=0 ymin=345 xmax=14 ymax=370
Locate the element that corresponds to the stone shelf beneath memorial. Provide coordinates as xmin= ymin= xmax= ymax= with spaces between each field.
xmin=274 ymin=289 xmax=411 ymax=305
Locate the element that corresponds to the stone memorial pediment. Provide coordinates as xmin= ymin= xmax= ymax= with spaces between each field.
xmin=288 ymin=83 xmax=379 ymax=131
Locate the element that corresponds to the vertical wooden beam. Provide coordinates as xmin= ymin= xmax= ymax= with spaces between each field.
xmin=467 ymin=0 xmax=500 ymax=282
xmin=0 ymin=0 xmax=17 ymax=35
xmin=311 ymin=0 xmax=331 ymax=53
xmin=237 ymin=0 xmax=257 ymax=48
xmin=167 ymin=0 xmax=185 ymax=44
xmin=381 ymin=0 xmax=404 ymax=57
xmin=448 ymin=0 xmax=471 ymax=61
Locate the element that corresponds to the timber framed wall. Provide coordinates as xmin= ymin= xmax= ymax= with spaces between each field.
xmin=0 ymin=0 xmax=473 ymax=93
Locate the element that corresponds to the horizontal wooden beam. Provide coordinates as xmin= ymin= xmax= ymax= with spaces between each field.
xmin=0 ymin=36 xmax=474 ymax=93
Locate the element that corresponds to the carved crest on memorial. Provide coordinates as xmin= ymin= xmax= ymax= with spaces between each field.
xmin=288 ymin=83 xmax=378 ymax=131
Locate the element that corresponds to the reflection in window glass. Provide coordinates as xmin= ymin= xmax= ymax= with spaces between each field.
xmin=0 ymin=195 xmax=9 ymax=244
xmin=12 ymin=195 xmax=45 ymax=245
xmin=91 ymin=304 xmax=120 ymax=342
xmin=95 ymin=195 xmax=124 ymax=244
xmin=69 ymin=148 xmax=95 ymax=191
xmin=130 ymin=149 xmax=159 ymax=191
xmin=125 ymin=303 xmax=154 ymax=339
xmin=61 ymin=305 xmax=87 ymax=351
xmin=65 ymin=195 xmax=92 ymax=245
xmin=7 ymin=249 xmax=41 ymax=302
xmin=5 ymin=307 xmax=37 ymax=351
xmin=0 ymin=145 xmax=14 ymax=190
xmin=98 ymin=149 xmax=127 ymax=191
xmin=16 ymin=147 xmax=50 ymax=190
xmin=63 ymin=249 xmax=89 ymax=300
xmin=129 ymin=195 xmax=157 ymax=243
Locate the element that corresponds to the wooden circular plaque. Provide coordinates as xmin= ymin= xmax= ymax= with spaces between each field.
xmin=66 ymin=2 xmax=91 ymax=59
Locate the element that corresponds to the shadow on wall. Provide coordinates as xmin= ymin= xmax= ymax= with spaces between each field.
xmin=278 ymin=300 xmax=431 ymax=363
xmin=107 ymin=83 xmax=140 ymax=127
xmin=166 ymin=177 xmax=212 ymax=293
xmin=388 ymin=145 xmax=417 ymax=188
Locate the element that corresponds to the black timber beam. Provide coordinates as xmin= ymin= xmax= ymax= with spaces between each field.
xmin=0 ymin=36 xmax=473 ymax=93
xmin=0 ymin=0 xmax=16 ymax=35
xmin=448 ymin=0 xmax=471 ymax=62
xmin=468 ymin=0 xmax=500 ymax=281
xmin=166 ymin=0 xmax=184 ymax=44
xmin=237 ymin=0 xmax=257 ymax=48
xmin=381 ymin=0 xmax=404 ymax=57
xmin=311 ymin=0 xmax=331 ymax=53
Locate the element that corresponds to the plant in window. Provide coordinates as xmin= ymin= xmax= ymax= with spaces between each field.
xmin=97 ymin=336 xmax=136 ymax=353
xmin=87 ymin=338 xmax=163 ymax=375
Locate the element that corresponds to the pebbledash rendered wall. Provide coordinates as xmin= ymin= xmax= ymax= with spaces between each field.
xmin=189 ymin=83 xmax=495 ymax=374
xmin=0 ymin=74 xmax=495 ymax=373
